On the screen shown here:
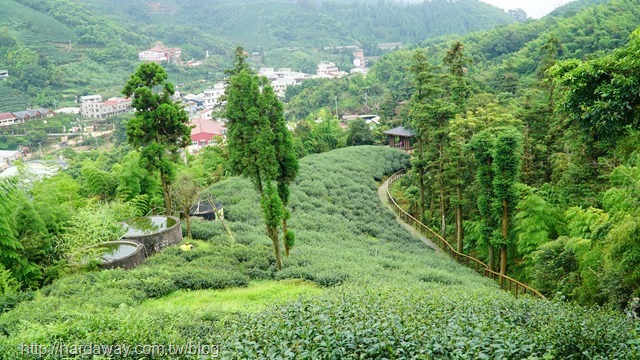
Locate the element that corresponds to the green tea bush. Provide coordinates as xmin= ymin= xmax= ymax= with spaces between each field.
xmin=184 ymin=217 xmax=224 ymax=240
xmin=138 ymin=275 xmax=177 ymax=299
xmin=0 ymin=146 xmax=637 ymax=359
xmin=170 ymin=265 xmax=249 ymax=291
xmin=0 ymin=291 xmax=34 ymax=315
xmin=217 ymin=285 xmax=639 ymax=359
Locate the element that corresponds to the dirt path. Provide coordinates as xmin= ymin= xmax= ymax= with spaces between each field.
xmin=378 ymin=178 xmax=442 ymax=254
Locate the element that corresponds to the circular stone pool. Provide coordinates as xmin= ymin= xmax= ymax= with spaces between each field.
xmin=122 ymin=216 xmax=182 ymax=255
xmin=73 ymin=240 xmax=146 ymax=270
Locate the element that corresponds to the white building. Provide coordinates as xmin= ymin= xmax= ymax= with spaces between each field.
xmin=259 ymin=68 xmax=309 ymax=98
xmin=317 ymin=61 xmax=339 ymax=77
xmin=316 ymin=62 xmax=346 ymax=79
xmin=80 ymin=95 xmax=132 ymax=119
xmin=203 ymin=82 xmax=226 ymax=109
xmin=350 ymin=67 xmax=369 ymax=76
xmin=0 ymin=112 xmax=18 ymax=127
xmin=138 ymin=42 xmax=182 ymax=63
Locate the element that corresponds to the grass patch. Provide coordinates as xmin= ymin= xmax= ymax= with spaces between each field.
xmin=141 ymin=279 xmax=322 ymax=315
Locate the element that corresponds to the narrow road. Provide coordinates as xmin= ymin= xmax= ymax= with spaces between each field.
xmin=378 ymin=178 xmax=442 ymax=254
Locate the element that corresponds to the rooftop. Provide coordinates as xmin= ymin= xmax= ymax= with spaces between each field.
xmin=0 ymin=112 xmax=16 ymax=121
xmin=191 ymin=118 xmax=226 ymax=136
xmin=0 ymin=150 xmax=19 ymax=158
xmin=383 ymin=126 xmax=415 ymax=137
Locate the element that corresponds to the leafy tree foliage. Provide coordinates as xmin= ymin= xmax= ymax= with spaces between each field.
xmin=0 ymin=180 xmax=23 ymax=284
xmin=346 ymin=119 xmax=373 ymax=146
xmin=122 ymin=62 xmax=191 ymax=215
xmin=552 ymin=29 xmax=640 ymax=158
xmin=225 ymin=49 xmax=298 ymax=269
xmin=173 ymin=172 xmax=201 ymax=239
xmin=292 ymin=110 xmax=346 ymax=157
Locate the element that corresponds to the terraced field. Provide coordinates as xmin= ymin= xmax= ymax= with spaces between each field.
xmin=0 ymin=146 xmax=637 ymax=359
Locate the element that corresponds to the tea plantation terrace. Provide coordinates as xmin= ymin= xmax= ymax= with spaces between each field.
xmin=0 ymin=146 xmax=636 ymax=359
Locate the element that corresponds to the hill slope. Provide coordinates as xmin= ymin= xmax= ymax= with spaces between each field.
xmin=80 ymin=0 xmax=517 ymax=48
xmin=0 ymin=146 xmax=636 ymax=358
xmin=0 ymin=0 xmax=517 ymax=110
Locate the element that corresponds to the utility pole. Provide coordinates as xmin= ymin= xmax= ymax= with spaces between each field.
xmin=364 ymin=89 xmax=368 ymax=113
xmin=335 ymin=97 xmax=339 ymax=121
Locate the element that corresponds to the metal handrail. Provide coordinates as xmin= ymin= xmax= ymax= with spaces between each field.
xmin=385 ymin=170 xmax=545 ymax=299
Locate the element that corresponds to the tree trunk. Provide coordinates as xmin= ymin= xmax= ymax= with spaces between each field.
xmin=500 ymin=246 xmax=507 ymax=275
xmin=283 ymin=217 xmax=290 ymax=257
xmin=440 ymin=192 xmax=446 ymax=239
xmin=488 ymin=245 xmax=494 ymax=272
xmin=269 ymin=226 xmax=283 ymax=270
xmin=417 ymin=141 xmax=426 ymax=223
xmin=185 ymin=210 xmax=192 ymax=239
xmin=456 ymin=183 xmax=463 ymax=253
xmin=429 ymin=188 xmax=434 ymax=222
xmin=501 ymin=198 xmax=508 ymax=275
xmin=160 ymin=171 xmax=172 ymax=216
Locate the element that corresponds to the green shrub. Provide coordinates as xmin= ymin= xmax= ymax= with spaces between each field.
xmin=139 ymin=276 xmax=177 ymax=299
xmin=0 ymin=291 xmax=34 ymax=315
xmin=184 ymin=217 xmax=223 ymax=240
xmin=170 ymin=265 xmax=249 ymax=291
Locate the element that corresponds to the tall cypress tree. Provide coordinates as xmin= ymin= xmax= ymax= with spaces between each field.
xmin=443 ymin=41 xmax=471 ymax=252
xmin=408 ymin=49 xmax=455 ymax=233
xmin=258 ymin=79 xmax=299 ymax=257
xmin=493 ymin=129 xmax=522 ymax=275
xmin=469 ymin=127 xmax=522 ymax=273
xmin=468 ymin=131 xmax=497 ymax=270
xmin=0 ymin=179 xmax=21 ymax=277
xmin=225 ymin=49 xmax=298 ymax=269
xmin=122 ymin=63 xmax=190 ymax=215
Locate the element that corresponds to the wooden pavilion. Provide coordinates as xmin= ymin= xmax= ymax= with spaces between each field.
xmin=383 ymin=126 xmax=416 ymax=154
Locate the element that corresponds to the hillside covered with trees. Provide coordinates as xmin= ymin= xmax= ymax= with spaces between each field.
xmin=0 ymin=0 xmax=519 ymax=110
xmin=276 ymin=0 xmax=640 ymax=309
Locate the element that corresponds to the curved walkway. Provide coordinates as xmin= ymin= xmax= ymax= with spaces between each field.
xmin=378 ymin=177 xmax=441 ymax=254
xmin=380 ymin=171 xmax=545 ymax=299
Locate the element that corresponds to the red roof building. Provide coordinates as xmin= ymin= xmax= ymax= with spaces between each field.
xmin=0 ymin=112 xmax=18 ymax=127
xmin=190 ymin=118 xmax=226 ymax=152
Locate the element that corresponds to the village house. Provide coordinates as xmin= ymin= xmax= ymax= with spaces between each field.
xmin=0 ymin=112 xmax=18 ymax=127
xmin=342 ymin=114 xmax=380 ymax=127
xmin=196 ymin=109 xmax=215 ymax=121
xmin=138 ymin=42 xmax=182 ymax=63
xmin=316 ymin=61 xmax=340 ymax=78
xmin=259 ymin=68 xmax=309 ymax=98
xmin=0 ymin=70 xmax=8 ymax=79
xmin=80 ymin=95 xmax=132 ymax=118
xmin=189 ymin=118 xmax=226 ymax=153
xmin=353 ymin=49 xmax=366 ymax=68
xmin=316 ymin=61 xmax=347 ymax=79
xmin=203 ymin=82 xmax=226 ymax=109
xmin=13 ymin=108 xmax=56 ymax=122
xmin=378 ymin=42 xmax=403 ymax=51
xmin=182 ymin=94 xmax=205 ymax=108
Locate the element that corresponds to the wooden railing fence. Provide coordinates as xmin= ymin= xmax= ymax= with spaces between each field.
xmin=386 ymin=170 xmax=545 ymax=299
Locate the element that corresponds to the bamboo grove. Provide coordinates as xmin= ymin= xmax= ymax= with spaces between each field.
xmin=395 ymin=29 xmax=640 ymax=308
